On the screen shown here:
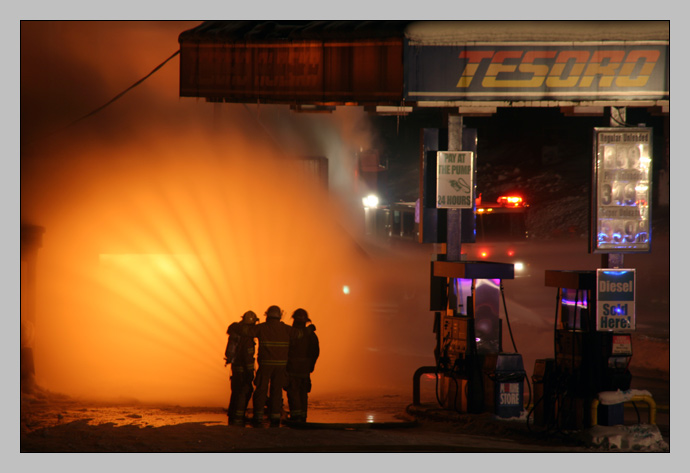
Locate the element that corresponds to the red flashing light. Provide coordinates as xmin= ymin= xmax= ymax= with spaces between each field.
xmin=507 ymin=250 xmax=515 ymax=257
xmin=480 ymin=251 xmax=489 ymax=258
xmin=497 ymin=195 xmax=524 ymax=207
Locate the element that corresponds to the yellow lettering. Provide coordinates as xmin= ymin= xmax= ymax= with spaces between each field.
xmin=512 ymin=51 xmax=555 ymax=87
xmin=457 ymin=64 xmax=481 ymax=87
xmin=456 ymin=50 xmax=494 ymax=88
xmin=580 ymin=51 xmax=625 ymax=88
xmin=515 ymin=63 xmax=548 ymax=87
xmin=545 ymin=51 xmax=590 ymax=87
xmin=482 ymin=51 xmax=521 ymax=87
xmin=616 ymin=50 xmax=659 ymax=87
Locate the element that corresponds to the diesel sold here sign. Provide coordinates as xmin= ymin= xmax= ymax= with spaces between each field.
xmin=597 ymin=269 xmax=636 ymax=331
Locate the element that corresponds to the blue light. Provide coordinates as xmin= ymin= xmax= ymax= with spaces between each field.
xmin=602 ymin=270 xmax=630 ymax=276
xmin=561 ymin=298 xmax=588 ymax=309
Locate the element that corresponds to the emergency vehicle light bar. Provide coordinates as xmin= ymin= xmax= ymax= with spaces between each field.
xmin=497 ymin=195 xmax=524 ymax=207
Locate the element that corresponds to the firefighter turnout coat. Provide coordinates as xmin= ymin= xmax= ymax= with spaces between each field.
xmin=251 ymin=318 xmax=292 ymax=423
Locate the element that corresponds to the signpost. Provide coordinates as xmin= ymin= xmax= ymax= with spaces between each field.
xmin=596 ymin=268 xmax=636 ymax=331
xmin=436 ymin=151 xmax=475 ymax=209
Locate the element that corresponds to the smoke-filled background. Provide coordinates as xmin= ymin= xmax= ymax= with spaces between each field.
xmin=21 ymin=21 xmax=434 ymax=406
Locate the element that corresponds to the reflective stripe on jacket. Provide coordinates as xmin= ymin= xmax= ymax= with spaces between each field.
xmin=253 ymin=318 xmax=291 ymax=367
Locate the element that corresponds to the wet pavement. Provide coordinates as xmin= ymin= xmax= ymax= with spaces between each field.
xmin=20 ymin=377 xmax=669 ymax=453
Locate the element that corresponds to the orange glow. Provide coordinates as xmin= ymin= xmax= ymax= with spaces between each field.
xmin=26 ymin=129 xmax=388 ymax=406
xmin=21 ymin=21 xmax=435 ymax=408
xmin=480 ymin=251 xmax=489 ymax=258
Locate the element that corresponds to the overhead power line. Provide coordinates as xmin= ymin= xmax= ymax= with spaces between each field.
xmin=65 ymin=49 xmax=181 ymax=129
xmin=26 ymin=49 xmax=181 ymax=147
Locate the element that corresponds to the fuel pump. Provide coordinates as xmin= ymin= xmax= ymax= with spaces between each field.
xmin=417 ymin=122 xmax=524 ymax=416
xmin=529 ymin=124 xmax=651 ymax=430
xmin=542 ymin=270 xmax=634 ymax=429
xmin=431 ymin=261 xmax=515 ymax=413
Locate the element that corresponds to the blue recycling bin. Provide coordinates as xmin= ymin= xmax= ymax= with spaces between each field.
xmin=493 ymin=353 xmax=526 ymax=418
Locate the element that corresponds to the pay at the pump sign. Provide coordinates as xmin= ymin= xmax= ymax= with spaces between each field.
xmin=436 ymin=151 xmax=474 ymax=209
xmin=597 ymin=269 xmax=636 ymax=331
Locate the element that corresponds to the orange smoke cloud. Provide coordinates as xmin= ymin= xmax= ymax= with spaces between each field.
xmin=21 ymin=21 xmax=436 ymax=407
xmin=28 ymin=125 xmax=385 ymax=406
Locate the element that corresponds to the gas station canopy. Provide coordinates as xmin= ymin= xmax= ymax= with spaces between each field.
xmin=178 ymin=20 xmax=669 ymax=114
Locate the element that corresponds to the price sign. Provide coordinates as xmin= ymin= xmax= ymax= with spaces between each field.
xmin=592 ymin=127 xmax=652 ymax=253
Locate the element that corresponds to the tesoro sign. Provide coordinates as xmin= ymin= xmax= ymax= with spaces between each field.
xmin=405 ymin=45 xmax=668 ymax=101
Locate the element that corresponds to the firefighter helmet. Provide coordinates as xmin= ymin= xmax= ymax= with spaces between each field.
xmin=292 ymin=308 xmax=310 ymax=322
xmin=242 ymin=310 xmax=258 ymax=324
xmin=266 ymin=305 xmax=282 ymax=319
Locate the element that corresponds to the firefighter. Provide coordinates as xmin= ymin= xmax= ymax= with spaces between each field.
xmin=285 ymin=308 xmax=320 ymax=423
xmin=251 ymin=305 xmax=292 ymax=427
xmin=225 ymin=310 xmax=259 ymax=426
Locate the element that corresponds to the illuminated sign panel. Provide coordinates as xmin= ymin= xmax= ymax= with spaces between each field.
xmin=436 ymin=151 xmax=475 ymax=209
xmin=596 ymin=269 xmax=636 ymax=331
xmin=592 ymin=127 xmax=652 ymax=253
xmin=404 ymin=44 xmax=668 ymax=101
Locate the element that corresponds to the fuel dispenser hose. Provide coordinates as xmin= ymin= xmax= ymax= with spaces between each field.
xmin=527 ymin=288 xmax=561 ymax=433
xmin=427 ymin=282 xmax=535 ymax=417
xmin=525 ymin=288 xmax=576 ymax=436
xmin=500 ymin=282 xmax=532 ymax=412
xmin=500 ymin=281 xmax=519 ymax=353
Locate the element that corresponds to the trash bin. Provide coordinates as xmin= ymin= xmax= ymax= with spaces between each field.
xmin=492 ymin=353 xmax=526 ymax=418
